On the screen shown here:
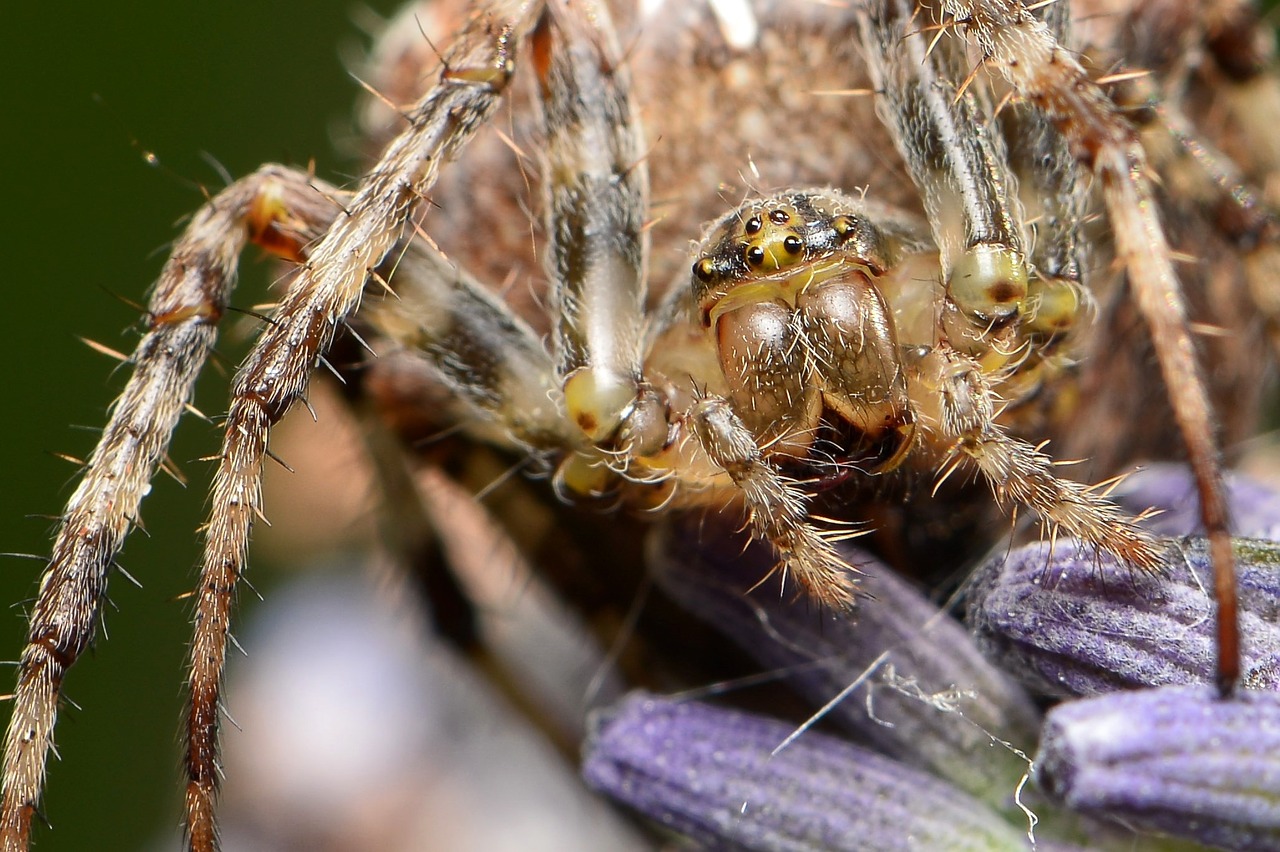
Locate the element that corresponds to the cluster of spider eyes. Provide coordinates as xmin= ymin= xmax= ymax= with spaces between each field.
xmin=692 ymin=204 xmax=866 ymax=286
xmin=742 ymin=210 xmax=806 ymax=269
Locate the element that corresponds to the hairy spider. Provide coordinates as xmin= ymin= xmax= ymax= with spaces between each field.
xmin=5 ymin=0 xmax=1279 ymax=848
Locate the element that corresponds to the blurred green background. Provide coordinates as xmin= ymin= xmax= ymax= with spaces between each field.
xmin=1 ymin=3 xmax=396 ymax=848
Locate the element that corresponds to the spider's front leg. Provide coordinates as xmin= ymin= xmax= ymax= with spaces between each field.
xmin=852 ymin=0 xmax=1160 ymax=555
xmin=181 ymin=1 xmax=541 ymax=847
xmin=511 ymin=0 xmax=843 ymax=607
xmin=0 ymin=166 xmax=344 ymax=851
xmin=937 ymin=0 xmax=1240 ymax=691
xmin=533 ymin=0 xmax=666 ymax=457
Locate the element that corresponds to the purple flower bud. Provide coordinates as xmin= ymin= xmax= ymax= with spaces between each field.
xmin=967 ymin=537 xmax=1280 ymax=696
xmin=650 ymin=517 xmax=1041 ymax=811
xmin=1036 ymin=686 xmax=1280 ymax=851
xmin=583 ymin=692 xmax=1046 ymax=852
xmin=1114 ymin=463 xmax=1280 ymax=540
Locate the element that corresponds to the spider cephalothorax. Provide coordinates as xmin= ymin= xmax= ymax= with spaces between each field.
xmin=6 ymin=0 xmax=1280 ymax=848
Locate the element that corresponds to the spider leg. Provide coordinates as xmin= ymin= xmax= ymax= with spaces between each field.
xmin=908 ymin=343 xmax=1165 ymax=570
xmin=864 ymin=0 xmax=1084 ymax=381
xmin=362 ymin=0 xmax=659 ymax=466
xmin=997 ymin=94 xmax=1092 ymax=404
xmin=182 ymin=1 xmax=542 ymax=848
xmin=860 ymin=0 xmax=1031 ymax=369
xmin=534 ymin=0 xmax=666 ymax=455
xmin=856 ymin=0 xmax=1169 ymax=597
xmin=362 ymin=237 xmax=572 ymax=452
xmin=686 ymin=396 xmax=861 ymax=609
xmin=998 ymin=3 xmax=1090 ymax=376
xmin=0 ymin=166 xmax=342 ymax=851
xmin=1122 ymin=82 xmax=1280 ymax=418
xmin=939 ymin=0 xmax=1239 ymax=693
xmin=1103 ymin=5 xmax=1280 ymax=384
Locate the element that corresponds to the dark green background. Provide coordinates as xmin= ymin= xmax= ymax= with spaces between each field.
xmin=1 ymin=4 xmax=396 ymax=848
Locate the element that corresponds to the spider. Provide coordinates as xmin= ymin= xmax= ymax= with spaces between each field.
xmin=4 ymin=0 xmax=1278 ymax=848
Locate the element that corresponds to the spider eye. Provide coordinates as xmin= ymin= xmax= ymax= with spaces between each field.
xmin=769 ymin=209 xmax=791 ymax=225
xmin=744 ymin=245 xmax=766 ymax=267
xmin=832 ymin=215 xmax=855 ymax=238
xmin=744 ymin=215 xmax=763 ymax=235
xmin=693 ymin=257 xmax=716 ymax=282
xmin=782 ymin=235 xmax=803 ymax=255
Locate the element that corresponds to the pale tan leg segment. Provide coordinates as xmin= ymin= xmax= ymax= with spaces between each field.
xmin=536 ymin=0 xmax=657 ymax=448
xmin=363 ymin=237 xmax=571 ymax=452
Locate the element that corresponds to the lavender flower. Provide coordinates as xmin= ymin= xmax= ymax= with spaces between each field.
xmin=965 ymin=537 xmax=1280 ymax=696
xmin=583 ymin=692 xmax=1047 ymax=852
xmin=650 ymin=517 xmax=1041 ymax=812
xmin=1113 ymin=463 xmax=1280 ymax=541
xmin=966 ymin=471 xmax=1280 ymax=700
xmin=1036 ymin=687 xmax=1280 ymax=851
xmin=582 ymin=466 xmax=1280 ymax=851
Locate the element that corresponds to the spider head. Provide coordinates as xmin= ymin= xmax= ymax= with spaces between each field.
xmin=690 ymin=193 xmax=893 ymax=330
